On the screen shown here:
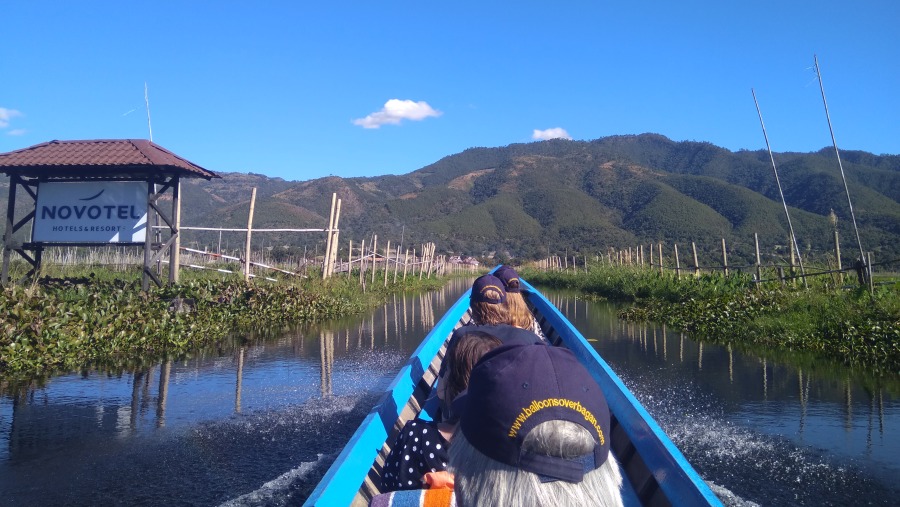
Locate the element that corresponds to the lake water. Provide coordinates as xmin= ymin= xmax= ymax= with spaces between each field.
xmin=1 ymin=279 xmax=897 ymax=506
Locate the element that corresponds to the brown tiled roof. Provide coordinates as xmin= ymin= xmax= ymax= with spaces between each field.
xmin=0 ymin=139 xmax=219 ymax=179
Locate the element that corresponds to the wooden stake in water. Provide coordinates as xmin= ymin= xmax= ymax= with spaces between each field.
xmin=692 ymin=242 xmax=700 ymax=278
xmin=244 ymin=188 xmax=257 ymax=281
xmin=752 ymin=88 xmax=807 ymax=287
xmin=328 ymin=199 xmax=342 ymax=277
xmin=754 ymin=233 xmax=762 ymax=285
xmin=323 ymin=193 xmax=337 ymax=279
xmin=674 ymin=243 xmax=681 ymax=279
xmin=383 ymin=240 xmax=390 ymax=287
xmin=371 ymin=235 xmax=378 ymax=285
xmin=721 ymin=238 xmax=728 ymax=277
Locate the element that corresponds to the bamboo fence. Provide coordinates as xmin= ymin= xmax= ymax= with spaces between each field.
xmin=536 ymin=232 xmax=899 ymax=292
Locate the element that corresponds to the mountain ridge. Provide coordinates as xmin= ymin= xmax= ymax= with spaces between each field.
xmin=2 ymin=133 xmax=898 ymax=264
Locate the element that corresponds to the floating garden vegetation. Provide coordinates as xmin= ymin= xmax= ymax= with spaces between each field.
xmin=523 ymin=265 xmax=900 ymax=377
xmin=0 ymin=268 xmax=445 ymax=381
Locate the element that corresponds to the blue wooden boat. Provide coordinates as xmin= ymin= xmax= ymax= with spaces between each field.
xmin=304 ymin=277 xmax=723 ymax=506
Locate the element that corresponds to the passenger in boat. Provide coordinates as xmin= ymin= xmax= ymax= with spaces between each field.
xmin=438 ymin=275 xmax=547 ymax=399
xmin=380 ymin=330 xmax=503 ymax=493
xmin=467 ymin=273 xmax=510 ymax=326
xmin=449 ymin=274 xmax=544 ymax=347
xmin=449 ymin=343 xmax=624 ymax=507
xmin=494 ymin=265 xmax=546 ymax=340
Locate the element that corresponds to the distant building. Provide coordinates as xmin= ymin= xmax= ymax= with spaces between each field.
xmin=449 ymin=255 xmax=480 ymax=267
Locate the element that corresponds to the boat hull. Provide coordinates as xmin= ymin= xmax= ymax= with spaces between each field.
xmin=304 ymin=278 xmax=722 ymax=507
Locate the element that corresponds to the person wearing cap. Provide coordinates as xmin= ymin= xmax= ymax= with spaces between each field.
xmin=494 ymin=265 xmax=546 ymax=340
xmin=381 ymin=330 xmax=503 ymax=493
xmin=440 ymin=275 xmax=545 ymax=382
xmin=467 ymin=273 xmax=511 ymax=326
xmin=453 ymin=274 xmax=544 ymax=347
xmin=448 ymin=343 xmax=624 ymax=507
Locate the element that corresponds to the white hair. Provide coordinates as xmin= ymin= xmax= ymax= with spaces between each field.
xmin=449 ymin=420 xmax=624 ymax=507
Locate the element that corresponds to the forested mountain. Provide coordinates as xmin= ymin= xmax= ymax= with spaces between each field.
xmin=3 ymin=134 xmax=899 ymax=264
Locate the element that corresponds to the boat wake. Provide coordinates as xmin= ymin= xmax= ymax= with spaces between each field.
xmin=622 ymin=372 xmax=900 ymax=506
xmin=218 ymin=456 xmax=328 ymax=507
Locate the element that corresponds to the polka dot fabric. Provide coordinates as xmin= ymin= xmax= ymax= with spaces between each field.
xmin=381 ymin=419 xmax=451 ymax=491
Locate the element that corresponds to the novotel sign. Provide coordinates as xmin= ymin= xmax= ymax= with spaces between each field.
xmin=33 ymin=181 xmax=149 ymax=243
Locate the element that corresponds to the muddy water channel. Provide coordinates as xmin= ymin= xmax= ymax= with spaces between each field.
xmin=1 ymin=281 xmax=897 ymax=506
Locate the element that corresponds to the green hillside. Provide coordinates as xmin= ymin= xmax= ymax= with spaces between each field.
xmin=2 ymin=134 xmax=898 ymax=265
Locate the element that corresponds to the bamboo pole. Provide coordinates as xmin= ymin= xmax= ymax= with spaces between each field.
xmin=371 ymin=235 xmax=378 ymax=285
xmin=789 ymin=235 xmax=797 ymax=284
xmin=815 ymin=55 xmax=866 ymax=281
xmin=358 ymin=239 xmax=366 ymax=285
xmin=754 ymin=233 xmax=762 ymax=284
xmin=721 ymin=238 xmax=728 ymax=276
xmin=169 ymin=179 xmax=181 ymax=284
xmin=867 ymin=252 xmax=875 ymax=294
xmin=674 ymin=243 xmax=681 ymax=279
xmin=753 ymin=88 xmax=807 ymax=287
xmin=243 ymin=188 xmax=257 ymax=281
xmin=348 ymin=240 xmax=353 ymax=278
xmin=322 ymin=193 xmax=337 ymax=279
xmin=692 ymin=242 xmax=700 ymax=278
xmin=657 ymin=243 xmax=663 ymax=275
xmin=404 ymin=248 xmax=410 ymax=280
xmin=834 ymin=229 xmax=843 ymax=286
xmin=384 ymin=240 xmax=391 ymax=287
xmin=328 ymin=198 xmax=342 ymax=278
xmin=394 ymin=244 xmax=400 ymax=283
xmin=419 ymin=244 xmax=426 ymax=280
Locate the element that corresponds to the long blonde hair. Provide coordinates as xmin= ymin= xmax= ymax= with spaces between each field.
xmin=471 ymin=289 xmax=509 ymax=326
xmin=504 ymin=291 xmax=536 ymax=330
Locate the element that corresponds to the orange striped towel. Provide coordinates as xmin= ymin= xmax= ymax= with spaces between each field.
xmin=369 ymin=488 xmax=456 ymax=507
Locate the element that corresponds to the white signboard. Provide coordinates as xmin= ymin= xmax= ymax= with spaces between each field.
xmin=33 ymin=181 xmax=149 ymax=243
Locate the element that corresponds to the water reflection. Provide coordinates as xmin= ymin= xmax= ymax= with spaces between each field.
xmin=0 ymin=277 xmax=473 ymax=506
xmin=543 ymin=288 xmax=899 ymax=505
xmin=4 ymin=280 xmax=895 ymax=506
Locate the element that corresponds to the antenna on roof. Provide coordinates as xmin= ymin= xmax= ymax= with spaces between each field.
xmin=144 ymin=82 xmax=153 ymax=142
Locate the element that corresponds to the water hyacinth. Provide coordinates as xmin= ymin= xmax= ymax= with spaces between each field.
xmin=523 ymin=265 xmax=900 ymax=377
xmin=1 ymin=272 xmax=445 ymax=380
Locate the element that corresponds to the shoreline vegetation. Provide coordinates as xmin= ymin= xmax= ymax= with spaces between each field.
xmin=0 ymin=266 xmax=446 ymax=384
xmin=522 ymin=265 xmax=900 ymax=380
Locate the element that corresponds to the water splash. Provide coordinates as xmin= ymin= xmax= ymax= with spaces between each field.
xmin=622 ymin=372 xmax=900 ymax=506
xmin=219 ymin=456 xmax=327 ymax=507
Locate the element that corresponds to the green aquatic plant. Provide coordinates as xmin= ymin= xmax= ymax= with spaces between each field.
xmin=524 ymin=266 xmax=899 ymax=377
xmin=0 ymin=269 xmax=448 ymax=381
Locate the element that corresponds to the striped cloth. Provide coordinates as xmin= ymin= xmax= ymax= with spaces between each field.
xmin=369 ymin=488 xmax=456 ymax=507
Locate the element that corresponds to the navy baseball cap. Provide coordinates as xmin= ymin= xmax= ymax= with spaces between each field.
xmin=455 ymin=343 xmax=611 ymax=483
xmin=470 ymin=274 xmax=506 ymax=304
xmin=494 ymin=265 xmax=522 ymax=293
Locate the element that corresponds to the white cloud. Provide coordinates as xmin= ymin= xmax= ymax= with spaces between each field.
xmin=353 ymin=99 xmax=441 ymax=129
xmin=0 ymin=107 xmax=23 ymax=129
xmin=7 ymin=129 xmax=26 ymax=136
xmin=532 ymin=127 xmax=572 ymax=141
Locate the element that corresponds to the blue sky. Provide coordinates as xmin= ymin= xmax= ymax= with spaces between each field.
xmin=2 ymin=1 xmax=898 ymax=181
